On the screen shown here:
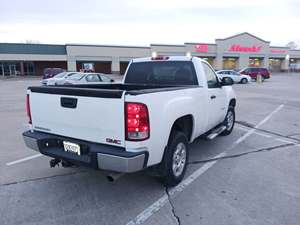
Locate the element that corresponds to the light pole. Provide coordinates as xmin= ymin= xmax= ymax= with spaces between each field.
xmin=285 ymin=54 xmax=290 ymax=75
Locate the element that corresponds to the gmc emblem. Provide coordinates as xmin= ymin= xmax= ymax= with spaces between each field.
xmin=106 ymin=138 xmax=121 ymax=145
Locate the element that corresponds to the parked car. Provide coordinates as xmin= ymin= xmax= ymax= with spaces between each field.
xmin=240 ymin=67 xmax=270 ymax=80
xmin=23 ymin=56 xmax=236 ymax=187
xmin=62 ymin=73 xmax=114 ymax=85
xmin=43 ymin=68 xmax=65 ymax=79
xmin=41 ymin=72 xmax=78 ymax=86
xmin=216 ymin=70 xmax=251 ymax=84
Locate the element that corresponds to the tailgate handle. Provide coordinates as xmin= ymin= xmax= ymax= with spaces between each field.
xmin=61 ymin=97 xmax=78 ymax=108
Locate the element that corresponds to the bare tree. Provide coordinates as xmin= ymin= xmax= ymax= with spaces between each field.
xmin=24 ymin=40 xmax=41 ymax=44
xmin=286 ymin=41 xmax=298 ymax=49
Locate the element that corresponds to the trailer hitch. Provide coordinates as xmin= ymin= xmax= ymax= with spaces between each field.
xmin=50 ymin=158 xmax=61 ymax=168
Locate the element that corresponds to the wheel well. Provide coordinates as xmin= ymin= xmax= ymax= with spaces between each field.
xmin=170 ymin=115 xmax=193 ymax=142
xmin=229 ymin=99 xmax=236 ymax=108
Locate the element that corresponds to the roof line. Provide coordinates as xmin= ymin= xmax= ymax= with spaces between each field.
xmin=216 ymin=32 xmax=270 ymax=43
xmin=0 ymin=42 xmax=65 ymax=46
xmin=150 ymin=44 xmax=185 ymax=47
xmin=270 ymin=46 xmax=289 ymax=49
xmin=184 ymin=42 xmax=216 ymax=45
xmin=66 ymin=43 xmax=150 ymax=49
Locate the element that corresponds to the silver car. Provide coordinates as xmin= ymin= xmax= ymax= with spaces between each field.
xmin=216 ymin=70 xmax=251 ymax=84
xmin=41 ymin=72 xmax=79 ymax=86
xmin=62 ymin=73 xmax=114 ymax=85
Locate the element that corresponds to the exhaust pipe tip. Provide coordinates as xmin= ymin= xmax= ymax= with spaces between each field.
xmin=106 ymin=175 xmax=115 ymax=182
xmin=106 ymin=172 xmax=124 ymax=182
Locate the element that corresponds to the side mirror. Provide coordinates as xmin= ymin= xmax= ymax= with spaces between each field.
xmin=110 ymin=79 xmax=114 ymax=82
xmin=221 ymin=77 xmax=234 ymax=86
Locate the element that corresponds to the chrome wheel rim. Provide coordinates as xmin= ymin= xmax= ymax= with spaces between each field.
xmin=226 ymin=110 xmax=234 ymax=131
xmin=172 ymin=142 xmax=187 ymax=177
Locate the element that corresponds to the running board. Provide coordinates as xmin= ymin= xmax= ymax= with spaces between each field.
xmin=206 ymin=126 xmax=226 ymax=140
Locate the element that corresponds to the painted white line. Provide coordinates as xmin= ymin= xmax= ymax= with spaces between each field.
xmin=6 ymin=153 xmax=42 ymax=166
xmin=126 ymin=104 xmax=285 ymax=225
xmin=275 ymin=138 xmax=296 ymax=144
xmin=235 ymin=126 xmax=271 ymax=138
xmin=126 ymin=152 xmax=227 ymax=225
xmin=235 ymin=104 xmax=284 ymax=145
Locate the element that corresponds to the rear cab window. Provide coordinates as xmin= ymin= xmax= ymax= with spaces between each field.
xmin=124 ymin=61 xmax=198 ymax=85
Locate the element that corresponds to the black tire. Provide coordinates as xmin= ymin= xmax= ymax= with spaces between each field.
xmin=241 ymin=78 xmax=248 ymax=84
xmin=220 ymin=106 xmax=235 ymax=136
xmin=228 ymin=77 xmax=234 ymax=84
xmin=159 ymin=131 xmax=189 ymax=187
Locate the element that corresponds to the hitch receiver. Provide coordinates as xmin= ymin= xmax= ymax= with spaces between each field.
xmin=50 ymin=158 xmax=61 ymax=168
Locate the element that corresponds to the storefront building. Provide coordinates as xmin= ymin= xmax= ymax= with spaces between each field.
xmin=1 ymin=32 xmax=300 ymax=76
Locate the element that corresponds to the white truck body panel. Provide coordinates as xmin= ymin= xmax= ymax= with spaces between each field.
xmin=30 ymin=92 xmax=126 ymax=147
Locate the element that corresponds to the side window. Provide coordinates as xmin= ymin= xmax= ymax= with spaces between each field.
xmin=100 ymin=75 xmax=110 ymax=82
xmin=202 ymin=62 xmax=219 ymax=88
xmin=86 ymin=74 xmax=100 ymax=82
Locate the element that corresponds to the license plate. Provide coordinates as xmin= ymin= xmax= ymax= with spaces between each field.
xmin=63 ymin=141 xmax=81 ymax=155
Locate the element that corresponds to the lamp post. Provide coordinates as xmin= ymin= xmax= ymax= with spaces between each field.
xmin=285 ymin=54 xmax=290 ymax=74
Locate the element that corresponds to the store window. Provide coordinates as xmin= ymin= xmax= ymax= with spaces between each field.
xmin=249 ymin=58 xmax=263 ymax=67
xmin=0 ymin=62 xmax=19 ymax=76
xmin=269 ymin=58 xmax=283 ymax=72
xmin=198 ymin=57 xmax=214 ymax=67
xmin=0 ymin=63 xmax=3 ymax=76
xmin=223 ymin=57 xmax=238 ymax=70
xmin=24 ymin=62 xmax=35 ymax=76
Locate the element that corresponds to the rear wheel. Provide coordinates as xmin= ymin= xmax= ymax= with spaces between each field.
xmin=159 ymin=131 xmax=189 ymax=187
xmin=220 ymin=107 xmax=235 ymax=136
xmin=241 ymin=78 xmax=248 ymax=84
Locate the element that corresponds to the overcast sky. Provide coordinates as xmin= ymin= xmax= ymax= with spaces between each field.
xmin=0 ymin=0 xmax=299 ymax=47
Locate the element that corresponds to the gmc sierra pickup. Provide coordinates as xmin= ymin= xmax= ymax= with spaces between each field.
xmin=23 ymin=56 xmax=236 ymax=187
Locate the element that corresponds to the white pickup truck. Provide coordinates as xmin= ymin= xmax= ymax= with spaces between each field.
xmin=23 ymin=56 xmax=236 ymax=187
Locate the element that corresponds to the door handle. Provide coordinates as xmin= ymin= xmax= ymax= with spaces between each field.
xmin=210 ymin=95 xmax=216 ymax=99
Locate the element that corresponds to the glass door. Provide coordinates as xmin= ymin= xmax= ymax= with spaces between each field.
xmin=9 ymin=64 xmax=17 ymax=76
xmin=0 ymin=63 xmax=4 ymax=77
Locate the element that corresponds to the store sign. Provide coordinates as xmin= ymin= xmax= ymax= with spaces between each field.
xmin=228 ymin=44 xmax=262 ymax=53
xmin=195 ymin=44 xmax=209 ymax=53
xmin=270 ymin=49 xmax=287 ymax=54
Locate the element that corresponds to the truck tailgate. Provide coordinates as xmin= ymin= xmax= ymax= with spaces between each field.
xmin=29 ymin=87 xmax=125 ymax=147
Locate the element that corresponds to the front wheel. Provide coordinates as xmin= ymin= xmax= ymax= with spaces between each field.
xmin=220 ymin=107 xmax=235 ymax=136
xmin=241 ymin=78 xmax=248 ymax=84
xmin=159 ymin=131 xmax=189 ymax=187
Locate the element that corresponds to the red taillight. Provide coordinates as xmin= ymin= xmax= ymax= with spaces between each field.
xmin=125 ymin=103 xmax=150 ymax=141
xmin=26 ymin=94 xmax=32 ymax=124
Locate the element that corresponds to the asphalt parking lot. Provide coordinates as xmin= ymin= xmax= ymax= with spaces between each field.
xmin=1 ymin=74 xmax=300 ymax=225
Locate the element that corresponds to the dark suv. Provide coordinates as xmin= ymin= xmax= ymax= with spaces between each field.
xmin=240 ymin=67 xmax=270 ymax=80
xmin=43 ymin=68 xmax=65 ymax=79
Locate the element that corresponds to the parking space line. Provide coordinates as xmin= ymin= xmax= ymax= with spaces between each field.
xmin=127 ymin=104 xmax=285 ymax=225
xmin=235 ymin=126 xmax=271 ymax=138
xmin=6 ymin=153 xmax=42 ymax=166
xmin=234 ymin=104 xmax=284 ymax=145
xmin=126 ymin=152 xmax=227 ymax=225
xmin=275 ymin=138 xmax=296 ymax=144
